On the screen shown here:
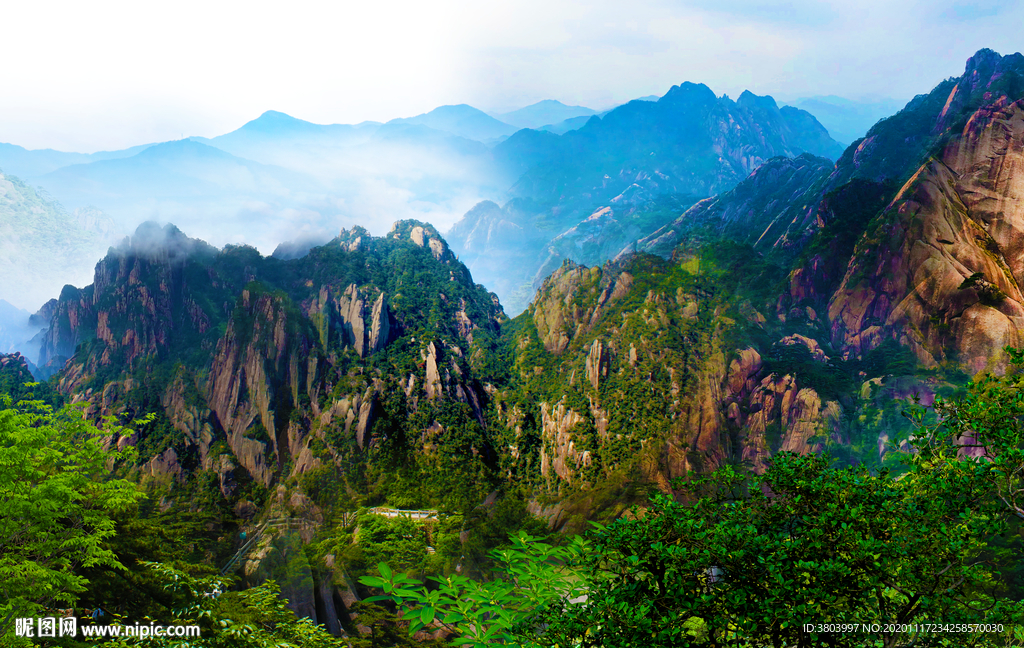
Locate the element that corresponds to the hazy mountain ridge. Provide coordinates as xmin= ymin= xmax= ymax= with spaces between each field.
xmin=449 ymin=85 xmax=844 ymax=314
xmin=0 ymin=169 xmax=117 ymax=314
xmin=14 ymin=50 xmax=1024 ymax=629
xmin=386 ymin=104 xmax=519 ymax=143
xmin=783 ymin=95 xmax=905 ymax=146
xmin=495 ymin=100 xmax=598 ymax=130
xmin=0 ymin=141 xmax=155 ymax=178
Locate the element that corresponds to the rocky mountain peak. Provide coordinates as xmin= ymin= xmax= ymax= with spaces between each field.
xmin=660 ymin=81 xmax=718 ymax=108
xmin=113 ymin=221 xmax=216 ymax=264
xmin=389 ymin=219 xmax=454 ymax=262
xmin=964 ymin=48 xmax=1009 ymax=78
xmin=736 ymin=90 xmax=780 ymax=112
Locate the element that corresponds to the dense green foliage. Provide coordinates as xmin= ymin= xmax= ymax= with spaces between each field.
xmin=361 ymin=532 xmax=591 ymax=647
xmin=95 ymin=562 xmax=346 ymax=648
xmin=364 ymin=353 xmax=1024 ymax=647
xmin=0 ymin=399 xmax=143 ymax=638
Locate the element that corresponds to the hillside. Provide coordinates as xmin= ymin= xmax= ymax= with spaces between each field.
xmin=0 ymin=169 xmax=116 ymax=312
xmin=386 ymin=104 xmax=518 ymax=142
xmin=450 ymin=86 xmax=844 ymax=314
xmin=8 ymin=47 xmax=1024 ymax=642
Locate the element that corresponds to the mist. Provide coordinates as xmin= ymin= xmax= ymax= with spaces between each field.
xmin=0 ymin=109 xmax=518 ymax=313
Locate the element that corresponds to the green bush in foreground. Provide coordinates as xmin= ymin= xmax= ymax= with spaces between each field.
xmin=0 ymin=398 xmax=144 ymax=638
xmin=367 ymin=350 xmax=1024 ymax=647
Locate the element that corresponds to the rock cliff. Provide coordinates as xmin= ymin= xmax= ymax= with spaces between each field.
xmin=828 ymin=97 xmax=1024 ymax=373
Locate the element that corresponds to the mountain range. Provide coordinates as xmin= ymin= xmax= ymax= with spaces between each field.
xmin=3 ymin=47 xmax=1024 ymax=634
xmin=449 ymin=85 xmax=845 ymax=314
xmin=0 ymin=88 xmax=853 ymax=316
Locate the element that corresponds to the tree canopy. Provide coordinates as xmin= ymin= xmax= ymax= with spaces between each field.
xmin=0 ymin=398 xmax=144 ymax=638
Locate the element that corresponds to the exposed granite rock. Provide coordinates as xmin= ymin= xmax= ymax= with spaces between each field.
xmin=425 ymin=342 xmax=442 ymax=400
xmin=778 ymin=334 xmax=830 ymax=362
xmin=531 ymin=262 xmax=593 ymax=354
xmin=369 ymin=293 xmax=392 ymax=353
xmin=828 ymin=154 xmax=1024 ymax=373
xmin=538 ymin=400 xmax=589 ymax=484
xmin=530 ymin=261 xmax=633 ymax=354
xmin=585 ymin=339 xmax=609 ymax=390
xmin=206 ymin=291 xmax=318 ymax=485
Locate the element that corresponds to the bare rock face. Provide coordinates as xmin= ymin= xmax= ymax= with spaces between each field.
xmin=425 ymin=342 xmax=442 ymax=400
xmin=945 ymin=97 xmax=1024 ymax=280
xmin=314 ymin=388 xmax=379 ymax=451
xmin=206 ymin=291 xmax=318 ymax=485
xmin=721 ymin=346 xmax=842 ymax=471
xmin=730 ymin=372 xmax=842 ymax=472
xmin=369 ymin=292 xmax=392 ymax=353
xmin=727 ymin=347 xmax=764 ymax=396
xmin=530 ymin=261 xmax=634 ymax=354
xmin=660 ymin=344 xmax=730 ymax=481
xmin=828 ymin=158 xmax=1024 ymax=373
xmin=827 ymin=96 xmax=1024 ymax=374
xmin=779 ymin=392 xmax=841 ymax=456
xmin=531 ymin=262 xmax=593 ymax=354
xmin=585 ymin=339 xmax=610 ymax=390
xmin=395 ymin=221 xmax=455 ymax=263
xmin=778 ymin=334 xmax=830 ymax=362
xmin=538 ymin=400 xmax=589 ymax=483
xmin=336 ymin=284 xmax=367 ymax=357
xmin=316 ymin=284 xmax=394 ymax=358
xmin=146 ymin=447 xmax=183 ymax=482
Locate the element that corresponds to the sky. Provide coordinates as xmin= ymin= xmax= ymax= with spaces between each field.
xmin=1 ymin=0 xmax=1022 ymax=153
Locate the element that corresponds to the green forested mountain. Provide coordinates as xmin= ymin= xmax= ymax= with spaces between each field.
xmin=5 ymin=47 xmax=1024 ymax=647
xmin=451 ymin=85 xmax=845 ymax=314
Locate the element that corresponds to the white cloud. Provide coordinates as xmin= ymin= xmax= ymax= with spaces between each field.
xmin=0 ymin=0 xmax=1021 ymax=151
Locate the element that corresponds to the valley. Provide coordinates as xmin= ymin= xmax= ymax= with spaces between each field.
xmin=3 ymin=47 xmax=1024 ymax=647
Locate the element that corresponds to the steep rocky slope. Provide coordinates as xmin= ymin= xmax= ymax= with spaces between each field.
xmin=40 ymin=220 xmax=505 ymax=495
xmin=633 ymin=153 xmax=835 ymax=258
xmin=450 ymin=87 xmax=843 ymax=314
xmin=828 ymin=96 xmax=1024 ymax=374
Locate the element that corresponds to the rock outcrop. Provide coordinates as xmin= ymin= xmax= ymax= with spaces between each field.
xmin=828 ymin=98 xmax=1024 ymax=373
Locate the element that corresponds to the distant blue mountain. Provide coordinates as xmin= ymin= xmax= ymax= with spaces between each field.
xmin=496 ymin=100 xmax=597 ymax=130
xmin=370 ymin=122 xmax=489 ymax=155
xmin=539 ymin=114 xmax=597 ymax=135
xmin=782 ymin=95 xmax=905 ymax=146
xmin=453 ymin=84 xmax=846 ymax=311
xmin=41 ymin=139 xmax=317 ymax=203
xmin=495 ymin=83 xmax=844 ymax=207
xmin=193 ymin=110 xmax=378 ymax=161
xmin=0 ymin=142 xmax=154 ymax=179
xmin=387 ymin=105 xmax=517 ymax=142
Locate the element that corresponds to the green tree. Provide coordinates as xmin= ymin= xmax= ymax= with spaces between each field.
xmin=909 ymin=347 xmax=1024 ymax=520
xmin=0 ymin=399 xmax=144 ymax=637
xmin=360 ymin=532 xmax=591 ymax=647
xmin=538 ymin=453 xmax=1015 ymax=647
xmin=100 ymin=562 xmax=347 ymax=648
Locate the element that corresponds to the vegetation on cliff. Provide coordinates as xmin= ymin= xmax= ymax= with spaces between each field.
xmin=4 ymin=45 xmax=1024 ymax=648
